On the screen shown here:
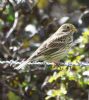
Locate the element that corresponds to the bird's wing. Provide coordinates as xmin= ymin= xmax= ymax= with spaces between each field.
xmin=31 ymin=33 xmax=68 ymax=58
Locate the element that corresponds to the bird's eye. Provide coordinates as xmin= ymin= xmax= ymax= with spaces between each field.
xmin=66 ymin=26 xmax=70 ymax=29
xmin=62 ymin=26 xmax=70 ymax=32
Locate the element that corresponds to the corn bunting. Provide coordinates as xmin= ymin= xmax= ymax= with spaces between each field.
xmin=16 ymin=23 xmax=77 ymax=70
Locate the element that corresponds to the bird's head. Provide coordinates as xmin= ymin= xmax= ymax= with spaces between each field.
xmin=57 ymin=23 xmax=77 ymax=35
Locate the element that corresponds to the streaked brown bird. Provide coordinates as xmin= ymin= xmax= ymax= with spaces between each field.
xmin=16 ymin=23 xmax=77 ymax=70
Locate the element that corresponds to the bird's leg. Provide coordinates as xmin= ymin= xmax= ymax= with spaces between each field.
xmin=52 ymin=61 xmax=60 ymax=67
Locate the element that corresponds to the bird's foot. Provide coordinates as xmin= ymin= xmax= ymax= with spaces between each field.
xmin=52 ymin=61 xmax=60 ymax=67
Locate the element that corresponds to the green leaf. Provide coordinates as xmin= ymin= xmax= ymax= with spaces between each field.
xmin=7 ymin=91 xmax=21 ymax=100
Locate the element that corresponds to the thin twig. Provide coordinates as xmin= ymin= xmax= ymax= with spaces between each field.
xmin=5 ymin=11 xmax=19 ymax=39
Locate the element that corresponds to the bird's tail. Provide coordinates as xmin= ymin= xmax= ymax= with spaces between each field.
xmin=15 ymin=57 xmax=32 ymax=70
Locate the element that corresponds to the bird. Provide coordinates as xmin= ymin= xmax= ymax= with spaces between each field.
xmin=16 ymin=23 xmax=77 ymax=70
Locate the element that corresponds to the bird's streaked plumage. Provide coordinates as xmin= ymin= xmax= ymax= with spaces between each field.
xmin=16 ymin=23 xmax=77 ymax=70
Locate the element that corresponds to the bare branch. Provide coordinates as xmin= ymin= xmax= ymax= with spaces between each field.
xmin=5 ymin=11 xmax=19 ymax=39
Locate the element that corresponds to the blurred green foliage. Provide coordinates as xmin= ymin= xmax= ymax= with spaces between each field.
xmin=46 ymin=30 xmax=89 ymax=99
xmin=7 ymin=91 xmax=21 ymax=100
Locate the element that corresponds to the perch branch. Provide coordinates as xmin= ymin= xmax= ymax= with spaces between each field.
xmin=0 ymin=60 xmax=89 ymax=67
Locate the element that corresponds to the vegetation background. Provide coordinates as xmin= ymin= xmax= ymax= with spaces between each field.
xmin=0 ymin=0 xmax=89 ymax=100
